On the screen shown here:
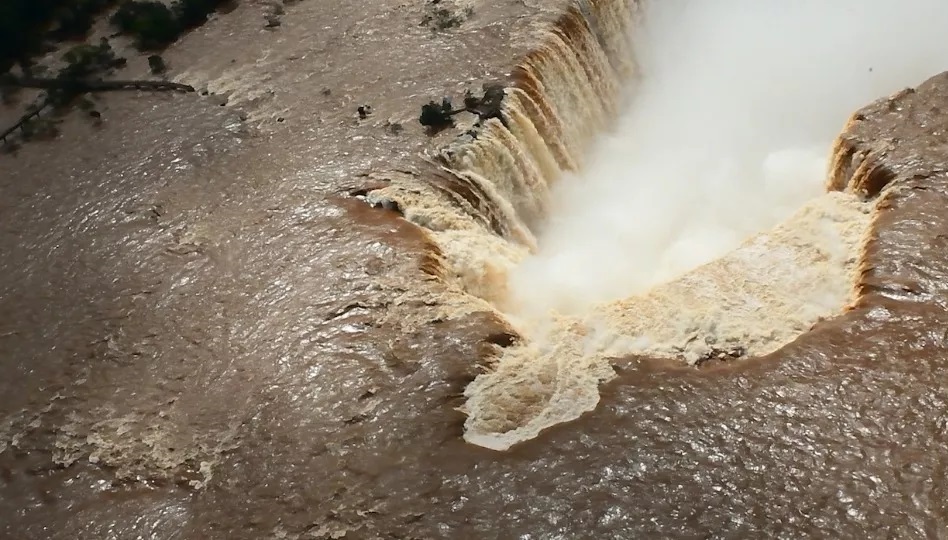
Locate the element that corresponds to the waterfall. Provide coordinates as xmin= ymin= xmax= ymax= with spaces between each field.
xmin=364 ymin=0 xmax=896 ymax=450
xmin=368 ymin=0 xmax=638 ymax=300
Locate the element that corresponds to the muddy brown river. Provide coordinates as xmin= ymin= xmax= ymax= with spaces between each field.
xmin=3 ymin=0 xmax=948 ymax=538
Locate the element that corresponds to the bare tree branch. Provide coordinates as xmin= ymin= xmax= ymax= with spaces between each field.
xmin=0 ymin=75 xmax=195 ymax=93
xmin=0 ymin=99 xmax=52 ymax=144
xmin=0 ymin=76 xmax=195 ymax=145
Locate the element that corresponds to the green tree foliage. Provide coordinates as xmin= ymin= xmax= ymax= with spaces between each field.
xmin=49 ymin=40 xmax=126 ymax=105
xmin=174 ymin=0 xmax=224 ymax=28
xmin=0 ymin=0 xmax=121 ymax=73
xmin=49 ymin=0 xmax=118 ymax=39
xmin=0 ymin=0 xmax=233 ymax=73
xmin=60 ymin=39 xmax=126 ymax=80
xmin=110 ymin=0 xmax=232 ymax=50
xmin=418 ymin=85 xmax=506 ymax=134
xmin=110 ymin=1 xmax=181 ymax=50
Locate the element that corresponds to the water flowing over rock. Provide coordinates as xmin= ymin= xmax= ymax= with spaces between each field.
xmin=366 ymin=0 xmax=897 ymax=450
xmin=7 ymin=0 xmax=948 ymax=537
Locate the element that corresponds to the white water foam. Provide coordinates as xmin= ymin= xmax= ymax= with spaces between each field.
xmin=504 ymin=0 xmax=948 ymax=322
xmin=460 ymin=0 xmax=948 ymax=450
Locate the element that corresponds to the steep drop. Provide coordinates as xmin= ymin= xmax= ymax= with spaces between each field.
xmin=369 ymin=0 xmax=948 ymax=450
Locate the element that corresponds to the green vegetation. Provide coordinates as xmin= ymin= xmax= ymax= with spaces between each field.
xmin=60 ymin=40 xmax=126 ymax=81
xmin=110 ymin=0 xmax=233 ymax=50
xmin=0 ymin=39 xmax=124 ymax=147
xmin=0 ymin=39 xmax=198 ymax=148
xmin=0 ymin=0 xmax=119 ymax=73
xmin=50 ymin=40 xmax=127 ymax=104
xmin=110 ymin=2 xmax=181 ymax=50
xmin=1 ymin=0 xmax=215 ymax=150
xmin=419 ymin=85 xmax=506 ymax=134
xmin=50 ymin=0 xmax=119 ymax=39
xmin=0 ymin=0 xmax=234 ymax=74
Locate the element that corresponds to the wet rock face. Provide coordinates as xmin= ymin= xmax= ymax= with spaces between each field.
xmin=829 ymin=71 xmax=948 ymax=307
xmin=377 ymin=69 xmax=948 ymax=536
xmin=830 ymin=74 xmax=948 ymax=200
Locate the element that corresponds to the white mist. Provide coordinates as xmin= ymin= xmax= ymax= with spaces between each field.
xmin=505 ymin=0 xmax=948 ymax=321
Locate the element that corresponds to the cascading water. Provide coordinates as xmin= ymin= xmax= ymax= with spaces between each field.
xmin=368 ymin=0 xmax=948 ymax=450
xmin=370 ymin=0 xmax=637 ymax=304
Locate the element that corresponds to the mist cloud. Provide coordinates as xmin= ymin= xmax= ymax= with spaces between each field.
xmin=505 ymin=0 xmax=948 ymax=320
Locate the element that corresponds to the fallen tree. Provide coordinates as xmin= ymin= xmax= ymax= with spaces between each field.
xmin=0 ymin=75 xmax=194 ymax=93
xmin=0 ymin=99 xmax=51 ymax=144
xmin=0 ymin=75 xmax=194 ymax=145
xmin=419 ymin=83 xmax=506 ymax=134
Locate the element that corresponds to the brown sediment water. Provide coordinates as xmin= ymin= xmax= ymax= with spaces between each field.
xmin=4 ymin=0 xmax=948 ymax=538
xmin=368 ymin=0 xmax=883 ymax=450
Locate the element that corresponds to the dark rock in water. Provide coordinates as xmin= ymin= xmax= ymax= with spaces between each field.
xmin=419 ymin=100 xmax=454 ymax=133
xmin=265 ymin=15 xmax=282 ymax=29
xmin=208 ymin=94 xmax=228 ymax=107
xmin=463 ymin=89 xmax=480 ymax=110
xmin=147 ymin=54 xmax=166 ymax=75
xmin=471 ymin=83 xmax=506 ymax=125
xmin=357 ymin=105 xmax=372 ymax=120
xmin=694 ymin=345 xmax=746 ymax=367
xmin=484 ymin=331 xmax=518 ymax=348
xmin=372 ymin=198 xmax=402 ymax=214
xmin=418 ymin=83 xmax=506 ymax=134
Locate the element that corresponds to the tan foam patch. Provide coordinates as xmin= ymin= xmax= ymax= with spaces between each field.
xmin=463 ymin=191 xmax=875 ymax=450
